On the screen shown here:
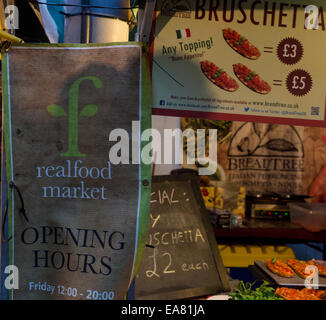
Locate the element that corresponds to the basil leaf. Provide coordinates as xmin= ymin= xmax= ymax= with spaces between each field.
xmin=239 ymin=36 xmax=246 ymax=45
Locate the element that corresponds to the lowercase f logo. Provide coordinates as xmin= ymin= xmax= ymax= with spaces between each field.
xmin=47 ymin=76 xmax=102 ymax=157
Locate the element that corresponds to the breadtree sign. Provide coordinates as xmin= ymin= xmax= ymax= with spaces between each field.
xmin=1 ymin=43 xmax=151 ymax=300
xmin=151 ymin=0 xmax=326 ymax=127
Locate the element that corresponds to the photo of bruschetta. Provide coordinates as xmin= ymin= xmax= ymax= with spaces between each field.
xmin=233 ymin=63 xmax=271 ymax=94
xmin=200 ymin=60 xmax=239 ymax=92
xmin=223 ymin=28 xmax=261 ymax=60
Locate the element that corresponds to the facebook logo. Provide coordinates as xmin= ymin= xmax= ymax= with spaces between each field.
xmin=159 ymin=100 xmax=165 ymax=106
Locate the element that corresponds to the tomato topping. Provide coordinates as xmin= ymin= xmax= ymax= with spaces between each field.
xmin=200 ymin=60 xmax=238 ymax=91
xmin=223 ymin=28 xmax=261 ymax=59
xmin=233 ymin=63 xmax=271 ymax=93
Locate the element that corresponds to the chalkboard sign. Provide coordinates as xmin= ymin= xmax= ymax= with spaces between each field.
xmin=134 ymin=173 xmax=230 ymax=300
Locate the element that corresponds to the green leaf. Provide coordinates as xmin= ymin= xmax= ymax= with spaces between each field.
xmin=229 ymin=280 xmax=281 ymax=300
xmin=80 ymin=104 xmax=98 ymax=117
xmin=47 ymin=104 xmax=67 ymax=117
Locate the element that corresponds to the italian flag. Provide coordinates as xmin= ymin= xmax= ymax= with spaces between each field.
xmin=176 ymin=28 xmax=191 ymax=39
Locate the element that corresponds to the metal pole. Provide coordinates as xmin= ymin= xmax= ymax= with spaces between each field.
xmin=138 ymin=0 xmax=155 ymax=43
xmin=80 ymin=0 xmax=90 ymax=43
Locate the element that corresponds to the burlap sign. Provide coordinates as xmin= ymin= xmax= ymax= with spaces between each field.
xmin=1 ymin=43 xmax=151 ymax=300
